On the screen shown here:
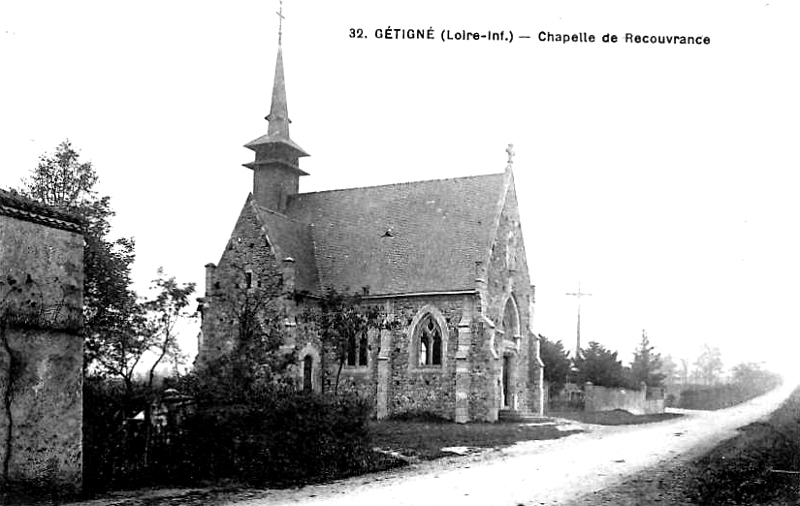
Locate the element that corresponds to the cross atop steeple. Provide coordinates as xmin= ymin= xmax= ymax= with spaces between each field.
xmin=277 ymin=0 xmax=285 ymax=45
xmin=506 ymin=143 xmax=515 ymax=165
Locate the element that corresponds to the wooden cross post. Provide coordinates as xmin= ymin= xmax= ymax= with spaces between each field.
xmin=566 ymin=282 xmax=592 ymax=360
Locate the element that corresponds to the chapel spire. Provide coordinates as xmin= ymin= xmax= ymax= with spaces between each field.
xmin=244 ymin=0 xmax=309 ymax=213
xmin=266 ymin=47 xmax=291 ymax=139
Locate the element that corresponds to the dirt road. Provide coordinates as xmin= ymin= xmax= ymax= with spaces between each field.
xmin=226 ymin=383 xmax=796 ymax=506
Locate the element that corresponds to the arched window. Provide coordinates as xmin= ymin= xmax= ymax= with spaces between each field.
xmin=502 ymin=297 xmax=520 ymax=338
xmin=346 ymin=331 xmax=369 ymax=367
xmin=347 ymin=334 xmax=357 ymax=366
xmin=303 ymin=355 xmax=313 ymax=392
xmin=358 ymin=332 xmax=368 ymax=366
xmin=417 ymin=315 xmax=442 ymax=366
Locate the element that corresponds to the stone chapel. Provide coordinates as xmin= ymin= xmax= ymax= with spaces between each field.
xmin=196 ymin=39 xmax=544 ymax=423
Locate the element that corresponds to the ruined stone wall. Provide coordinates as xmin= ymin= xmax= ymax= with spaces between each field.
xmin=0 ymin=211 xmax=83 ymax=493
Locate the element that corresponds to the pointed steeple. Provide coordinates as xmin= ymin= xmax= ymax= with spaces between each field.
xmin=266 ymin=47 xmax=291 ymax=139
xmin=244 ymin=3 xmax=309 ymax=213
xmin=244 ymin=45 xmax=309 ymax=167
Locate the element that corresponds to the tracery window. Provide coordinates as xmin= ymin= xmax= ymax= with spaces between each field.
xmin=346 ymin=331 xmax=369 ymax=367
xmin=417 ymin=315 xmax=442 ymax=366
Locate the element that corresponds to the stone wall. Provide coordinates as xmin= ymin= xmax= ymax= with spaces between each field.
xmin=0 ymin=328 xmax=83 ymax=489
xmin=476 ymin=176 xmax=543 ymax=419
xmin=0 ymin=202 xmax=84 ymax=493
xmin=584 ymin=382 xmax=665 ymax=415
xmin=383 ymin=295 xmax=464 ymax=420
xmin=198 ymin=198 xmax=285 ymax=366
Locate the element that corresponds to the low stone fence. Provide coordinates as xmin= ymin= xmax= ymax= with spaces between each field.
xmin=584 ymin=382 xmax=665 ymax=415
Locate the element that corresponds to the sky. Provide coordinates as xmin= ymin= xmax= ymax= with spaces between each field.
xmin=1 ymin=1 xmax=798 ymax=379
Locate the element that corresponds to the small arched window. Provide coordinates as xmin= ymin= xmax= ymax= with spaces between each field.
xmin=358 ymin=332 xmax=368 ymax=366
xmin=502 ymin=297 xmax=520 ymax=338
xmin=417 ymin=315 xmax=442 ymax=366
xmin=346 ymin=331 xmax=369 ymax=367
xmin=303 ymin=355 xmax=314 ymax=392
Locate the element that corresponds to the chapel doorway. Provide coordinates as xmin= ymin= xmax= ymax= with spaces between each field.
xmin=502 ymin=355 xmax=512 ymax=408
xmin=303 ymin=355 xmax=313 ymax=392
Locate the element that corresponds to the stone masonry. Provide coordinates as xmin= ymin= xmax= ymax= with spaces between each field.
xmin=0 ymin=189 xmax=84 ymax=493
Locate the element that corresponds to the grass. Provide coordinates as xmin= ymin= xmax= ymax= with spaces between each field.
xmin=685 ymin=385 xmax=800 ymax=505
xmin=550 ymin=409 xmax=682 ymax=425
xmin=369 ymin=419 xmax=579 ymax=460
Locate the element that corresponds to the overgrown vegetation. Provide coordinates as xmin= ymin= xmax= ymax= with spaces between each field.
xmin=171 ymin=390 xmax=378 ymax=486
xmin=538 ymin=334 xmax=572 ymax=398
xmin=83 ymin=273 xmax=385 ymax=491
xmin=678 ymin=364 xmax=782 ymax=410
xmin=686 ymin=385 xmax=800 ymax=505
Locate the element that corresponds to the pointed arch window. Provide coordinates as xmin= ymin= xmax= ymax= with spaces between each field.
xmin=417 ymin=315 xmax=443 ymax=366
xmin=346 ymin=331 xmax=369 ymax=367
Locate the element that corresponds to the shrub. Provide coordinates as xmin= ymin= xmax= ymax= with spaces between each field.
xmin=388 ymin=409 xmax=451 ymax=424
xmin=678 ymin=381 xmax=779 ymax=410
xmin=172 ymin=389 xmax=373 ymax=486
xmin=83 ymin=377 xmax=158 ymax=491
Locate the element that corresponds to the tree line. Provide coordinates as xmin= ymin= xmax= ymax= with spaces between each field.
xmin=539 ymin=330 xmax=780 ymax=400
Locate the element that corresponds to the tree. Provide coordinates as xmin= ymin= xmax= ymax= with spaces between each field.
xmin=313 ymin=289 xmax=380 ymax=394
xmin=694 ymin=344 xmax=724 ymax=385
xmin=17 ymin=140 xmax=138 ymax=374
xmin=193 ymin=264 xmax=294 ymax=404
xmin=731 ymin=362 xmax=781 ymax=393
xmin=658 ymin=354 xmax=680 ymax=385
xmin=538 ymin=335 xmax=572 ymax=396
xmin=629 ymin=330 xmax=666 ymax=388
xmin=680 ymin=358 xmax=691 ymax=385
xmin=141 ymin=268 xmax=195 ymax=388
xmin=90 ymin=300 xmax=148 ymax=396
xmin=574 ymin=341 xmax=628 ymax=388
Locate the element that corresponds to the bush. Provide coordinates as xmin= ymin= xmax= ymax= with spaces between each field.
xmin=172 ymin=389 xmax=373 ymax=486
xmin=687 ymin=386 xmax=800 ymax=504
xmin=83 ymin=377 xmax=158 ymax=491
xmin=388 ymin=409 xmax=451 ymax=424
xmin=678 ymin=382 xmax=779 ymax=410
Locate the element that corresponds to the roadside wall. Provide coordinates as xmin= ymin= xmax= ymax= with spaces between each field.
xmin=584 ymin=382 xmax=665 ymax=415
xmin=0 ymin=192 xmax=84 ymax=493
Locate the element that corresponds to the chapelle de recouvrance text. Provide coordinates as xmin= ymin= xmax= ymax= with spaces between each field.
xmin=365 ymin=27 xmax=711 ymax=45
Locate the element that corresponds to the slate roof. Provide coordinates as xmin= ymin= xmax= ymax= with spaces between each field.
xmin=253 ymin=205 xmax=320 ymax=294
xmin=277 ymin=172 xmax=508 ymax=296
xmin=0 ymin=189 xmax=84 ymax=233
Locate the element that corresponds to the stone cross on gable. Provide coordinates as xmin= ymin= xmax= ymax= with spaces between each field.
xmin=506 ymin=143 xmax=515 ymax=165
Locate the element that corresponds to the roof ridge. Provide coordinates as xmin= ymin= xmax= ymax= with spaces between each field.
xmin=292 ymin=171 xmax=505 ymax=198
